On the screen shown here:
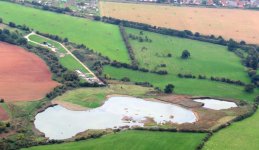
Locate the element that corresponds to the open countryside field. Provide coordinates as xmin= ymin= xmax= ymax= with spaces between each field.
xmin=23 ymin=130 xmax=206 ymax=150
xmin=103 ymin=66 xmax=259 ymax=102
xmin=203 ymin=110 xmax=259 ymax=150
xmin=0 ymin=1 xmax=130 ymax=63
xmin=100 ymin=1 xmax=259 ymax=44
xmin=0 ymin=42 xmax=58 ymax=102
xmin=53 ymin=83 xmax=155 ymax=108
xmin=126 ymin=28 xmax=249 ymax=82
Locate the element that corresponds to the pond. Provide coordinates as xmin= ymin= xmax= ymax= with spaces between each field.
xmin=194 ymin=99 xmax=237 ymax=110
xmin=35 ymin=96 xmax=197 ymax=140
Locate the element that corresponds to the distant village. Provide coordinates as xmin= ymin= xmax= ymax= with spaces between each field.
xmin=139 ymin=0 xmax=259 ymax=8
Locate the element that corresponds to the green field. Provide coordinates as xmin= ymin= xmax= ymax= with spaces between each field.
xmin=126 ymin=28 xmax=249 ymax=82
xmin=0 ymin=1 xmax=130 ymax=63
xmin=103 ymin=66 xmax=258 ymax=102
xmin=29 ymin=34 xmax=67 ymax=53
xmin=53 ymin=83 xmax=155 ymax=108
xmin=23 ymin=130 xmax=206 ymax=150
xmin=59 ymin=55 xmax=89 ymax=74
xmin=203 ymin=111 xmax=259 ymax=150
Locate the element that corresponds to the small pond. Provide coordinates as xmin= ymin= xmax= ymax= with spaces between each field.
xmin=194 ymin=99 xmax=237 ymax=110
xmin=35 ymin=96 xmax=197 ymax=140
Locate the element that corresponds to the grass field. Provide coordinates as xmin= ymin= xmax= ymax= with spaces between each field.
xmin=23 ymin=130 xmax=206 ymax=150
xmin=103 ymin=66 xmax=258 ymax=102
xmin=203 ymin=111 xmax=259 ymax=150
xmin=29 ymin=34 xmax=67 ymax=53
xmin=126 ymin=28 xmax=249 ymax=82
xmin=59 ymin=55 xmax=89 ymax=74
xmin=100 ymin=1 xmax=259 ymax=44
xmin=54 ymin=83 xmax=155 ymax=108
xmin=0 ymin=1 xmax=130 ymax=63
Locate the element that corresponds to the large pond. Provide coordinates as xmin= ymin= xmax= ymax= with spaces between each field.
xmin=35 ymin=96 xmax=197 ymax=140
xmin=194 ymin=99 xmax=237 ymax=110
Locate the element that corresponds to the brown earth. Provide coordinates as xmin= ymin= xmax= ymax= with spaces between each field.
xmin=0 ymin=105 xmax=9 ymax=121
xmin=0 ymin=42 xmax=59 ymax=102
xmin=100 ymin=2 xmax=259 ymax=44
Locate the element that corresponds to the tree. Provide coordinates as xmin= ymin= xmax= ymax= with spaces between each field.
xmin=8 ymin=22 xmax=16 ymax=28
xmin=0 ymin=18 xmax=2 ymax=23
xmin=244 ymin=84 xmax=255 ymax=93
xmin=164 ymin=84 xmax=175 ymax=94
xmin=0 ymin=98 xmax=4 ymax=103
xmin=181 ymin=50 xmax=190 ymax=59
xmin=121 ymin=77 xmax=130 ymax=82
xmin=167 ymin=53 xmax=172 ymax=57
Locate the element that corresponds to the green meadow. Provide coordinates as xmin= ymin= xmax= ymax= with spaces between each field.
xmin=23 ymin=130 xmax=206 ymax=150
xmin=203 ymin=111 xmax=259 ymax=150
xmin=0 ymin=1 xmax=130 ymax=63
xmin=103 ymin=66 xmax=258 ymax=102
xmin=126 ymin=28 xmax=249 ymax=82
xmin=59 ymin=55 xmax=89 ymax=74
xmin=53 ymin=83 xmax=155 ymax=108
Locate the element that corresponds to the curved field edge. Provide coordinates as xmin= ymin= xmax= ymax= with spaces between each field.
xmin=0 ymin=1 xmax=130 ymax=63
xmin=22 ymin=130 xmax=207 ymax=150
xmin=203 ymin=110 xmax=259 ymax=150
xmin=53 ymin=83 xmax=155 ymax=108
xmin=102 ymin=66 xmax=258 ymax=102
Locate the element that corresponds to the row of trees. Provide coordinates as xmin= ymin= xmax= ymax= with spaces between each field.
xmin=128 ymin=33 xmax=152 ymax=43
xmin=177 ymin=73 xmax=245 ymax=86
xmin=119 ymin=26 xmax=138 ymax=66
xmin=0 ymin=29 xmax=27 ymax=46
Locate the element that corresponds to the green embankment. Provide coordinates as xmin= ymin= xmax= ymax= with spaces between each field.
xmin=23 ymin=130 xmax=206 ymax=150
xmin=0 ymin=1 xmax=130 ymax=63
xmin=203 ymin=111 xmax=259 ymax=150
xmin=53 ymin=83 xmax=155 ymax=108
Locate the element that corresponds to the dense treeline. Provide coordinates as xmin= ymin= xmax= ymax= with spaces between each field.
xmin=178 ymin=73 xmax=245 ymax=86
xmin=27 ymin=1 xmax=72 ymax=13
xmin=119 ymin=25 xmax=138 ymax=66
xmin=0 ymin=29 xmax=27 ymax=45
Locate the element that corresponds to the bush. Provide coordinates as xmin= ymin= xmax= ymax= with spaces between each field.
xmin=121 ymin=77 xmax=130 ymax=82
xmin=181 ymin=50 xmax=190 ymax=59
xmin=164 ymin=84 xmax=175 ymax=94
xmin=0 ymin=99 xmax=4 ymax=103
xmin=244 ymin=84 xmax=255 ymax=93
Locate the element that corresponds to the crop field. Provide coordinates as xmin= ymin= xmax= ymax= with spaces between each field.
xmin=103 ymin=66 xmax=259 ymax=102
xmin=126 ymin=28 xmax=249 ymax=82
xmin=53 ymin=83 xmax=155 ymax=108
xmin=100 ymin=1 xmax=259 ymax=44
xmin=0 ymin=1 xmax=130 ymax=63
xmin=0 ymin=42 xmax=58 ymax=102
xmin=23 ymin=130 xmax=206 ymax=150
xmin=203 ymin=111 xmax=259 ymax=150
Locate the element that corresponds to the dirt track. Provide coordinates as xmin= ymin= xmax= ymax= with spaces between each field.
xmin=0 ymin=42 xmax=58 ymax=102
xmin=100 ymin=2 xmax=259 ymax=44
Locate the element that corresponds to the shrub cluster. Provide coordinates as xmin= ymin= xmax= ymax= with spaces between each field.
xmin=128 ymin=33 xmax=152 ymax=43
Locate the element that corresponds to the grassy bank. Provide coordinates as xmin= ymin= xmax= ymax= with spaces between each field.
xmin=53 ymin=83 xmax=155 ymax=108
xmin=23 ymin=130 xmax=206 ymax=150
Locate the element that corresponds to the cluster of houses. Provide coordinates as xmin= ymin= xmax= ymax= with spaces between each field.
xmin=139 ymin=0 xmax=259 ymax=8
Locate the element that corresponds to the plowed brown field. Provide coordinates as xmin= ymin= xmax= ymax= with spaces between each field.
xmin=0 ymin=42 xmax=58 ymax=102
xmin=100 ymin=2 xmax=259 ymax=44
